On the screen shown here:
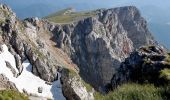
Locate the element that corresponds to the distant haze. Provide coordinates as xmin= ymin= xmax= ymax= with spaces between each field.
xmin=0 ymin=0 xmax=170 ymax=49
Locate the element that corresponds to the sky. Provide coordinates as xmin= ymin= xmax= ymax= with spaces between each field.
xmin=0 ymin=0 xmax=170 ymax=48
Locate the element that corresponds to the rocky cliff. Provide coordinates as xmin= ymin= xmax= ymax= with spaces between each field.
xmin=48 ymin=6 xmax=156 ymax=90
xmin=0 ymin=3 xmax=159 ymax=100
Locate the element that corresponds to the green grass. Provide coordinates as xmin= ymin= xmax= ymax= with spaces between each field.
xmin=94 ymin=83 xmax=167 ymax=100
xmin=67 ymin=68 xmax=93 ymax=92
xmin=67 ymin=68 xmax=77 ymax=77
xmin=162 ymin=52 xmax=170 ymax=67
xmin=160 ymin=69 xmax=170 ymax=82
xmin=45 ymin=10 xmax=97 ymax=23
xmin=0 ymin=90 xmax=29 ymax=100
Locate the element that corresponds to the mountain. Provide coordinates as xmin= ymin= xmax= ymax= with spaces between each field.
xmin=44 ymin=6 xmax=156 ymax=91
xmin=1 ymin=0 xmax=170 ymax=49
xmin=0 ymin=4 xmax=169 ymax=100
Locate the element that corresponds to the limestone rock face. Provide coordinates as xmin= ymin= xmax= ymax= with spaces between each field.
xmin=0 ymin=5 xmax=59 ymax=82
xmin=61 ymin=69 xmax=94 ymax=100
xmin=111 ymin=45 xmax=169 ymax=89
xmin=50 ymin=6 xmax=156 ymax=90
xmin=100 ymin=6 xmax=155 ymax=48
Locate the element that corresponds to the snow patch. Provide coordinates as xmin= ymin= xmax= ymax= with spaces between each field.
xmin=0 ymin=44 xmax=65 ymax=100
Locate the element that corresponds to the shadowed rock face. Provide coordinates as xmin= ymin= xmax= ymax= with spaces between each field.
xmin=111 ymin=45 xmax=169 ymax=89
xmin=50 ymin=6 xmax=156 ymax=90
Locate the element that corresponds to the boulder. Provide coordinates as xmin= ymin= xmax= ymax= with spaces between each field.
xmin=61 ymin=69 xmax=94 ymax=100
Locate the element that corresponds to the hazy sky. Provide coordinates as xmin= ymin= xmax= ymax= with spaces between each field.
xmin=0 ymin=0 xmax=170 ymax=18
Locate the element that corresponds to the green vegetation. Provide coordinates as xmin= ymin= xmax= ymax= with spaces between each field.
xmin=165 ymin=52 xmax=170 ymax=65
xmin=81 ymin=80 xmax=93 ymax=92
xmin=160 ymin=69 xmax=170 ymax=82
xmin=0 ymin=90 xmax=29 ymax=100
xmin=94 ymin=83 xmax=167 ymax=100
xmin=67 ymin=68 xmax=93 ymax=92
xmin=0 ymin=18 xmax=5 ymax=24
xmin=67 ymin=68 xmax=77 ymax=77
xmin=33 ymin=48 xmax=45 ymax=59
xmin=45 ymin=8 xmax=97 ymax=23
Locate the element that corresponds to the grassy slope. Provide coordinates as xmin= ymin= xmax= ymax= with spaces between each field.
xmin=95 ymin=51 xmax=170 ymax=100
xmin=44 ymin=8 xmax=97 ymax=23
xmin=0 ymin=90 xmax=29 ymax=100
xmin=95 ymin=83 xmax=167 ymax=100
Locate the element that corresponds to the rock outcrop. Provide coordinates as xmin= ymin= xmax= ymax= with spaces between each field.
xmin=0 ymin=4 xmax=60 ymax=82
xmin=5 ymin=61 xmax=18 ymax=77
xmin=0 ymin=74 xmax=17 ymax=90
xmin=111 ymin=45 xmax=170 ymax=89
xmin=61 ymin=69 xmax=94 ymax=100
xmin=50 ymin=6 xmax=156 ymax=90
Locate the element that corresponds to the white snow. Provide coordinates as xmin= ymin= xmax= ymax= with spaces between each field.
xmin=0 ymin=44 xmax=65 ymax=100
xmin=0 ymin=44 xmax=19 ymax=75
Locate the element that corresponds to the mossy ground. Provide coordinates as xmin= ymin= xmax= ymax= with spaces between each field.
xmin=0 ymin=90 xmax=29 ymax=100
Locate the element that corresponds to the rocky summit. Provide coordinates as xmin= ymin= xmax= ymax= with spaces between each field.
xmin=0 ymin=3 xmax=169 ymax=100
